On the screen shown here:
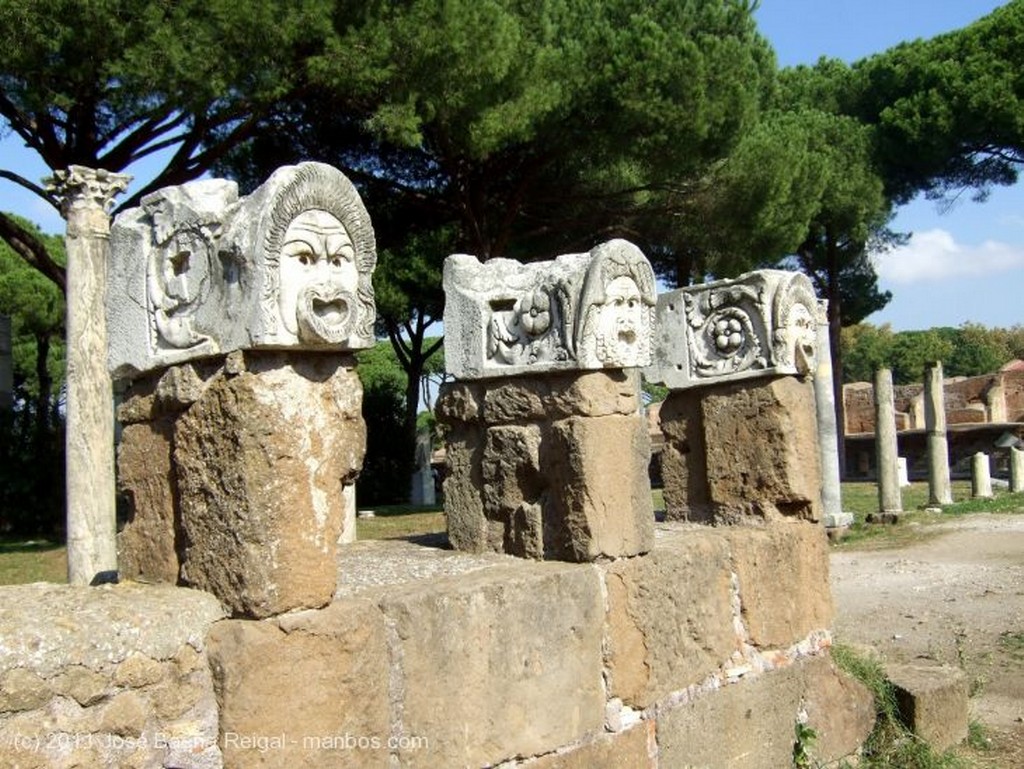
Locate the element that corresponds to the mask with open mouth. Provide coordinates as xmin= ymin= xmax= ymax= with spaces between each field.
xmin=297 ymin=284 xmax=356 ymax=344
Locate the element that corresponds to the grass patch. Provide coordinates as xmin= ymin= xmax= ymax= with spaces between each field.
xmin=355 ymin=504 xmax=446 ymax=541
xmin=830 ymin=643 xmax=972 ymax=768
xmin=834 ymin=482 xmax=1024 ymax=550
xmin=0 ymin=540 xmax=66 ymax=585
xmin=997 ymin=631 xmax=1024 ymax=660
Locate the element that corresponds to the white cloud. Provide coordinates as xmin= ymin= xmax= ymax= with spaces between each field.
xmin=872 ymin=228 xmax=1024 ymax=284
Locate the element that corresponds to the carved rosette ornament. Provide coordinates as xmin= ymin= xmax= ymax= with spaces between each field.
xmin=646 ymin=270 xmax=820 ymax=390
xmin=444 ymin=239 xmax=656 ymax=379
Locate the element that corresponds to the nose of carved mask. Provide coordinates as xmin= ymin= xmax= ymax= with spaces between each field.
xmin=296 ymin=283 xmax=356 ymax=344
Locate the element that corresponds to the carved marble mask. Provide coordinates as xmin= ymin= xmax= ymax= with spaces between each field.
xmin=278 ymin=209 xmax=358 ymax=344
xmin=594 ymin=275 xmax=646 ymax=366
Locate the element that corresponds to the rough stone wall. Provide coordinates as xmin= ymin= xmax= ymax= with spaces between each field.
xmin=659 ymin=375 xmax=822 ymax=524
xmin=0 ymin=524 xmax=872 ymax=769
xmin=0 ymin=583 xmax=225 ymax=769
xmin=843 ymin=371 xmax=1024 ymax=433
xmin=0 ymin=528 xmax=872 ymax=769
xmin=437 ymin=369 xmax=654 ymax=561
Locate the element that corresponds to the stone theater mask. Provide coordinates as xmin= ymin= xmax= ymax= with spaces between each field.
xmin=108 ymin=162 xmax=377 ymax=379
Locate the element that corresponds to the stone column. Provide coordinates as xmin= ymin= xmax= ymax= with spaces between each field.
xmin=1010 ymin=446 xmax=1024 ymax=493
xmin=971 ymin=452 xmax=993 ymax=499
xmin=814 ymin=303 xmax=847 ymax=526
xmin=924 ymin=361 xmax=953 ymax=506
xmin=47 ymin=166 xmax=131 ymax=585
xmin=874 ymin=368 xmax=902 ymax=515
xmin=0 ymin=314 xmax=12 ymax=410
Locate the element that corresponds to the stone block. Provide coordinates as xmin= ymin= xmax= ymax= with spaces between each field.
xmin=443 ymin=239 xmax=655 ymax=379
xmin=117 ymin=417 xmax=182 ymax=584
xmin=603 ymin=530 xmax=736 ymax=708
xmin=725 ymin=521 xmax=835 ymax=648
xmin=660 ymin=376 xmax=821 ymax=524
xmin=657 ymin=655 xmax=874 ymax=769
xmin=524 ymin=721 xmax=656 ymax=768
xmin=382 ymin=561 xmax=605 ymax=767
xmin=176 ymin=354 xmax=365 ymax=618
xmin=646 ymin=269 xmax=819 ymax=389
xmin=886 ymin=663 xmax=968 ymax=751
xmin=208 ymin=600 xmax=390 ymax=769
xmin=439 ymin=371 xmax=653 ymax=562
xmin=108 ymin=163 xmax=377 ymax=379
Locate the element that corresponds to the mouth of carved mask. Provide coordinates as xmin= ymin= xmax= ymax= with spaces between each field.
xmin=296 ymin=284 xmax=355 ymax=344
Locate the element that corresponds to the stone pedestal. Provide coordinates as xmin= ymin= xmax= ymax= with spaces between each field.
xmin=659 ymin=375 xmax=822 ymax=524
xmin=437 ymin=370 xmax=653 ymax=561
xmin=925 ymin=361 xmax=953 ymax=506
xmin=971 ymin=452 xmax=993 ymax=499
xmin=874 ymin=368 xmax=902 ymax=515
xmin=47 ymin=166 xmax=131 ymax=585
xmin=117 ymin=353 xmax=366 ymax=618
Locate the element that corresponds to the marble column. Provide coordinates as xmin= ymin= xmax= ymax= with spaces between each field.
xmin=47 ymin=166 xmax=131 ymax=585
xmin=1010 ymin=446 xmax=1024 ymax=493
xmin=971 ymin=452 xmax=993 ymax=499
xmin=924 ymin=361 xmax=953 ymax=506
xmin=814 ymin=301 xmax=847 ymax=526
xmin=874 ymin=368 xmax=902 ymax=514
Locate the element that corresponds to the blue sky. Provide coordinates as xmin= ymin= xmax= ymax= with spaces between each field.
xmin=756 ymin=0 xmax=1024 ymax=331
xmin=1 ymin=1 xmax=1022 ymax=332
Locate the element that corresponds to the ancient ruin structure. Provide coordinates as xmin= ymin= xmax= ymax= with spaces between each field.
xmin=47 ymin=166 xmax=132 ymax=586
xmin=439 ymin=240 xmax=657 ymax=561
xmin=108 ymin=162 xmax=375 ymax=617
xmin=0 ymin=169 xmax=878 ymax=767
xmin=646 ymin=269 xmax=824 ymax=524
xmin=844 ymin=364 xmax=1024 ymax=481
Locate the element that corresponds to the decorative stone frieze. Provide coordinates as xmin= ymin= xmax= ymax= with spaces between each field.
xmin=443 ymin=239 xmax=656 ymax=379
xmin=108 ymin=162 xmax=377 ymax=379
xmin=646 ymin=269 xmax=819 ymax=389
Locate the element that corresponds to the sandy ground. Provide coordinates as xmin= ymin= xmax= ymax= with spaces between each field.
xmin=830 ymin=514 xmax=1024 ymax=766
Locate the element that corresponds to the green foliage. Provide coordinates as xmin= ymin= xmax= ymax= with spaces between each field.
xmin=792 ymin=721 xmax=818 ymax=768
xmin=355 ymin=341 xmax=414 ymax=506
xmin=841 ymin=322 xmax=1019 ymax=384
xmin=845 ymin=1 xmax=1024 ymax=203
xmin=0 ymin=217 xmax=66 ymax=399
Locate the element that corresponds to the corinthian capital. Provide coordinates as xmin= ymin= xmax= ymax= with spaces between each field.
xmin=45 ymin=165 xmax=132 ymax=218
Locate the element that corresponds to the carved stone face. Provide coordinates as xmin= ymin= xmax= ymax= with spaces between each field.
xmin=278 ymin=209 xmax=359 ymax=344
xmin=594 ymin=275 xmax=646 ymax=366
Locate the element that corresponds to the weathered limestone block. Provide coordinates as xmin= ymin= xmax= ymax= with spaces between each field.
xmin=444 ymin=239 xmax=656 ymax=379
xmin=523 ymin=721 xmax=656 ymax=769
xmin=438 ymin=370 xmax=653 ymax=561
xmin=660 ymin=375 xmax=822 ymax=524
xmin=603 ymin=531 xmax=736 ymax=708
xmin=725 ymin=521 xmax=835 ymax=648
xmin=380 ymin=561 xmax=605 ymax=768
xmin=207 ymin=600 xmax=390 ymax=769
xmin=0 ymin=583 xmax=225 ymax=769
xmin=886 ymin=663 xmax=968 ymax=751
xmin=646 ymin=269 xmax=819 ymax=389
xmin=117 ymin=418 xmax=182 ymax=583
xmin=108 ymin=162 xmax=377 ymax=378
xmin=657 ymin=655 xmax=875 ymax=769
xmin=176 ymin=353 xmax=365 ymax=618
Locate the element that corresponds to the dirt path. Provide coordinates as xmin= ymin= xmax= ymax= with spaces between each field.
xmin=830 ymin=514 xmax=1024 ymax=766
